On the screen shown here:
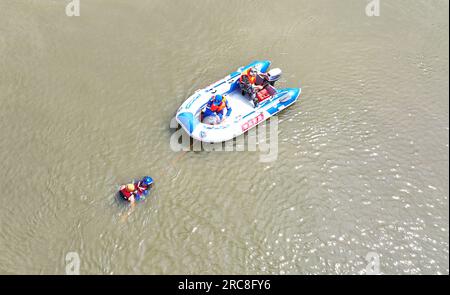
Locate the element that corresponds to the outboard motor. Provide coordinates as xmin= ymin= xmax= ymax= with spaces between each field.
xmin=266 ymin=68 xmax=282 ymax=86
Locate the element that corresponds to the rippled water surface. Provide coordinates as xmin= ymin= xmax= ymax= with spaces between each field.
xmin=0 ymin=0 xmax=448 ymax=274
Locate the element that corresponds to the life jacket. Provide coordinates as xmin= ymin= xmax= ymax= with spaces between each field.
xmin=240 ymin=69 xmax=256 ymax=85
xmin=209 ymin=97 xmax=226 ymax=112
xmin=120 ymin=185 xmax=135 ymax=200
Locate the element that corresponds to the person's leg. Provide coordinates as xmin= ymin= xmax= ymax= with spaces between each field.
xmin=202 ymin=109 xmax=219 ymax=124
xmin=217 ymin=110 xmax=225 ymax=122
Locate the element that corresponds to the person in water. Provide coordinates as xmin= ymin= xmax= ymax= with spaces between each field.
xmin=122 ymin=183 xmax=138 ymax=203
xmin=121 ymin=176 xmax=153 ymax=204
xmin=203 ymin=94 xmax=232 ymax=124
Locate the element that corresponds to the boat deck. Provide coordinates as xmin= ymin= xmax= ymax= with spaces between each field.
xmin=223 ymin=90 xmax=257 ymax=121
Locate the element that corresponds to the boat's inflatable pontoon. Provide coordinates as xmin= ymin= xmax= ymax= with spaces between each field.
xmin=176 ymin=61 xmax=301 ymax=143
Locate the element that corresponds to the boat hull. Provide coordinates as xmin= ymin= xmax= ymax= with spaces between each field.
xmin=176 ymin=61 xmax=301 ymax=143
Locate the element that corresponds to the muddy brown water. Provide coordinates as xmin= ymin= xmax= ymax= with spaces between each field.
xmin=0 ymin=0 xmax=448 ymax=274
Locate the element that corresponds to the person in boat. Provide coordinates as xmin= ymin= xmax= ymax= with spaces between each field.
xmin=239 ymin=67 xmax=268 ymax=107
xmin=202 ymin=94 xmax=232 ymax=124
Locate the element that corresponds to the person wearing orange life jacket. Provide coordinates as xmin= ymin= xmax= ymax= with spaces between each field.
xmin=202 ymin=94 xmax=232 ymax=124
xmin=240 ymin=67 xmax=262 ymax=85
xmin=239 ymin=67 xmax=267 ymax=107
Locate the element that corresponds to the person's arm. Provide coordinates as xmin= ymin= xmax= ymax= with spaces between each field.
xmin=254 ymin=78 xmax=264 ymax=89
xmin=129 ymin=195 xmax=136 ymax=208
xmin=217 ymin=111 xmax=224 ymax=121
xmin=204 ymin=101 xmax=210 ymax=114
xmin=142 ymin=188 xmax=149 ymax=196
xmin=225 ymin=101 xmax=232 ymax=117
xmin=120 ymin=195 xmax=135 ymax=222
xmin=260 ymin=72 xmax=269 ymax=79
